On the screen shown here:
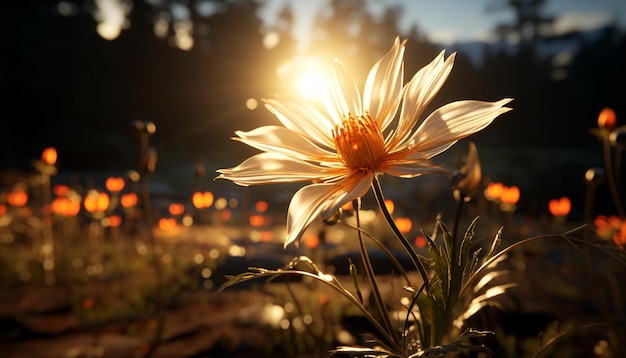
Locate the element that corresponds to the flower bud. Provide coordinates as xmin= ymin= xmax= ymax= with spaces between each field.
xmin=41 ymin=147 xmax=57 ymax=166
xmin=598 ymin=107 xmax=616 ymax=129
xmin=452 ymin=142 xmax=482 ymax=202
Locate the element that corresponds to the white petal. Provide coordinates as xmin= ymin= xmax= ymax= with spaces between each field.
xmin=285 ymin=184 xmax=336 ymax=248
xmin=216 ymin=152 xmax=327 ymax=186
xmin=383 ymin=162 xmax=448 ymax=178
xmin=389 ymin=51 xmax=455 ymax=150
xmin=321 ymin=173 xmax=373 ymax=219
xmin=402 ymin=99 xmax=512 ymax=159
xmin=285 ymin=173 xmax=372 ymax=248
xmin=363 ymin=36 xmax=405 ymax=132
xmin=405 ymin=141 xmax=457 ymax=161
xmin=264 ymin=98 xmax=337 ymax=148
xmin=321 ymin=59 xmax=362 ymax=121
xmin=234 ymin=126 xmax=335 ymax=161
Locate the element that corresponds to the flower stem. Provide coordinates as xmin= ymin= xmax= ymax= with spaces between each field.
xmin=138 ymin=134 xmax=165 ymax=357
xmin=354 ymin=199 xmax=399 ymax=346
xmin=371 ymin=177 xmax=429 ymax=290
xmin=284 ymin=276 xmax=325 ymax=356
xmin=603 ymin=137 xmax=625 ymax=217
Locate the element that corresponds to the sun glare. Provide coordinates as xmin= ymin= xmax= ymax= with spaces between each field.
xmin=276 ymin=56 xmax=328 ymax=101
xmin=295 ymin=70 xmax=326 ymax=100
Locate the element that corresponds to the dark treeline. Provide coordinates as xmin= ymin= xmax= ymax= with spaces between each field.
xmin=2 ymin=0 xmax=625 ymax=216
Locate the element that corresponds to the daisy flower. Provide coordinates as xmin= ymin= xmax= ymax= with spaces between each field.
xmin=217 ymin=37 xmax=512 ymax=247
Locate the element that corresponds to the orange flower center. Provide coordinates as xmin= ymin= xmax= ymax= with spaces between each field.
xmin=332 ymin=114 xmax=386 ymax=171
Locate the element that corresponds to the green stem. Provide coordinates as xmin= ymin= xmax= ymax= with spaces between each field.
xmin=354 ymin=199 xmax=399 ymax=346
xmin=442 ymin=198 xmax=465 ymax=339
xmin=339 ymin=221 xmax=413 ymax=287
xmin=139 ymin=137 xmax=165 ymax=357
xmin=403 ymin=280 xmax=428 ymax=355
xmin=371 ymin=177 xmax=429 ymax=290
xmin=531 ymin=323 xmax=620 ymax=358
xmin=450 ymin=198 xmax=464 ymax=269
xmin=285 ymin=276 xmax=323 ymax=356
xmin=583 ymin=182 xmax=597 ymax=241
xmin=41 ymin=173 xmax=55 ymax=285
xmin=224 ymin=269 xmax=401 ymax=353
xmin=614 ymin=148 xmax=623 ymax=202
xmin=603 ymin=137 xmax=625 ymax=217
xmin=458 ymin=230 xmax=617 ymax=298
xmin=435 ymin=198 xmax=464 ymax=343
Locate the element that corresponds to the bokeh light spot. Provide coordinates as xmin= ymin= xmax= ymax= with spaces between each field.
xmin=246 ymin=98 xmax=258 ymax=110
xmin=263 ymin=32 xmax=280 ymax=49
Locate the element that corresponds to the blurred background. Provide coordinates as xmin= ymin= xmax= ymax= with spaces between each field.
xmin=2 ymin=0 xmax=626 ymax=220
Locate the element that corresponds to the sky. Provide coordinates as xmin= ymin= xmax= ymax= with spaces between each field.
xmin=258 ymin=0 xmax=626 ymax=46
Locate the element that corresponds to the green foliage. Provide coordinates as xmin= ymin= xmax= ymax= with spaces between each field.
xmin=218 ymin=205 xmax=626 ymax=358
xmin=218 ymin=213 xmax=512 ymax=357
xmin=407 ymin=216 xmax=509 ymax=356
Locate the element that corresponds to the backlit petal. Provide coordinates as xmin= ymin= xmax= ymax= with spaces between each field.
xmin=285 ymin=173 xmax=372 ymax=247
xmin=383 ymin=162 xmax=448 ymax=178
xmin=363 ymin=37 xmax=405 ymax=133
xmin=389 ymin=51 xmax=455 ymax=150
xmin=322 ymin=59 xmax=362 ymax=122
xmin=234 ymin=126 xmax=334 ymax=162
xmin=401 ymin=99 xmax=512 ymax=159
xmin=216 ymin=152 xmax=328 ymax=186
xmin=321 ymin=173 xmax=373 ymax=220
xmin=264 ymin=98 xmax=337 ymax=148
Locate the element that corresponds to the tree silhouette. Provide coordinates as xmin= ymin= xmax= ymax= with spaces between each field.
xmin=2 ymin=0 xmax=271 ymax=171
xmin=487 ymin=0 xmax=555 ymax=49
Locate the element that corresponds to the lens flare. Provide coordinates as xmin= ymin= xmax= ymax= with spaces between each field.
xmin=295 ymin=69 xmax=326 ymax=100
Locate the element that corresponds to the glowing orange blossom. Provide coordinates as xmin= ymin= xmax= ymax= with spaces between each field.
xmin=595 ymin=215 xmax=626 ymax=249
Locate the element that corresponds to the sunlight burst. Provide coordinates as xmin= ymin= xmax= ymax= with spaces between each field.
xmin=276 ymin=56 xmax=328 ymax=101
xmin=294 ymin=69 xmax=326 ymax=100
